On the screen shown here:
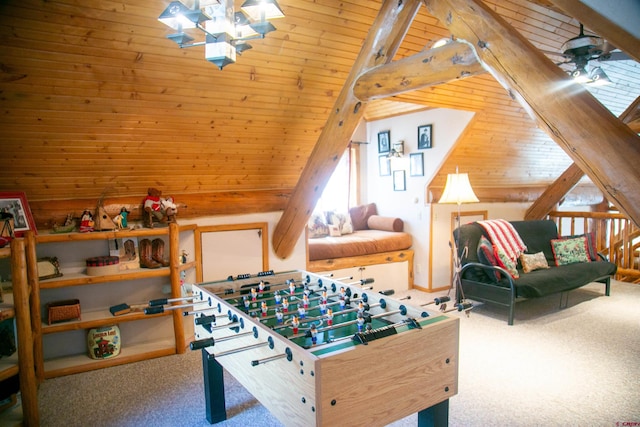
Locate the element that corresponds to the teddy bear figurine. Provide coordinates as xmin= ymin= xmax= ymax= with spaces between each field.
xmin=142 ymin=187 xmax=177 ymax=228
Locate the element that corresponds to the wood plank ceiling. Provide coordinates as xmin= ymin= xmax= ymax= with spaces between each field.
xmin=0 ymin=0 xmax=638 ymax=229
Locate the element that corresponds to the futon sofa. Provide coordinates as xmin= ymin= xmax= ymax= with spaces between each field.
xmin=454 ymin=219 xmax=617 ymax=325
xmin=306 ymin=203 xmax=413 ymax=278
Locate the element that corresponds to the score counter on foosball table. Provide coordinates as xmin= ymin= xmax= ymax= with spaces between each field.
xmin=187 ymin=270 xmax=460 ymax=426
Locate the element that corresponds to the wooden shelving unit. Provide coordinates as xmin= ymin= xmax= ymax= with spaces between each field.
xmin=0 ymin=238 xmax=39 ymax=426
xmin=27 ymin=223 xmax=196 ymax=379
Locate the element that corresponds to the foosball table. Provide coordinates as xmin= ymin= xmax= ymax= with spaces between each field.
xmin=149 ymin=270 xmax=461 ymax=426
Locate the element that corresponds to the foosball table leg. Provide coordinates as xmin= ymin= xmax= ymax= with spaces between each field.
xmin=417 ymin=399 xmax=449 ymax=427
xmin=202 ymin=350 xmax=227 ymax=424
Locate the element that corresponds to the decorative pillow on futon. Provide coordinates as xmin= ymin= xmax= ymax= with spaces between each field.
xmin=476 ymin=236 xmax=501 ymax=281
xmin=329 ymin=212 xmax=354 ymax=235
xmin=349 ymin=203 xmax=378 ymax=231
xmin=519 ymin=251 xmax=549 ymax=273
xmin=307 ymin=214 xmax=329 ymax=238
xmin=551 ymin=236 xmax=591 ymax=266
xmin=493 ymin=245 xmax=519 ymax=279
xmin=367 ymin=215 xmax=403 ymax=232
xmin=566 ymin=232 xmax=598 ymax=261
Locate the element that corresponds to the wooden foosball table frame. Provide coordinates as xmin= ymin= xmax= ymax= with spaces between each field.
xmin=188 ymin=270 xmax=459 ymax=426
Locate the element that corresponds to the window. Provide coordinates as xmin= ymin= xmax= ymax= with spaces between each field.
xmin=313 ymin=146 xmax=358 ymax=214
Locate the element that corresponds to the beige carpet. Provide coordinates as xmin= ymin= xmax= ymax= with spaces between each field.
xmin=5 ymin=280 xmax=640 ymax=426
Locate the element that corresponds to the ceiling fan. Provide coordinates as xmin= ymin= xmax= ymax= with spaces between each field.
xmin=541 ymin=24 xmax=631 ymax=84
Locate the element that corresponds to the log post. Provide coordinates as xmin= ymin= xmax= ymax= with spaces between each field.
xmin=272 ymin=0 xmax=422 ymax=259
xmin=353 ymin=40 xmax=485 ymax=101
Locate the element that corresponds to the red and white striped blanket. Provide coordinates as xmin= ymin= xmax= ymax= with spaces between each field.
xmin=477 ymin=219 xmax=527 ymax=262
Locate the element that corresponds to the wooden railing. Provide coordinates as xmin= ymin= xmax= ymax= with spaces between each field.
xmin=548 ymin=210 xmax=640 ymax=283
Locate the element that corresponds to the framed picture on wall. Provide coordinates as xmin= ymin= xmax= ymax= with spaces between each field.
xmin=378 ymin=155 xmax=391 ymax=176
xmin=0 ymin=191 xmax=37 ymax=237
xmin=410 ymin=152 xmax=424 ymax=176
xmin=378 ymin=130 xmax=390 ymax=154
xmin=393 ymin=170 xmax=406 ymax=191
xmin=418 ymin=124 xmax=432 ymax=149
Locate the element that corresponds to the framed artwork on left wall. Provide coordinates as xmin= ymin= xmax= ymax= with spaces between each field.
xmin=0 ymin=191 xmax=37 ymax=237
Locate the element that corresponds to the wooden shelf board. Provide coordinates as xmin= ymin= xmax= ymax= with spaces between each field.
xmin=0 ymin=353 xmax=19 ymax=381
xmin=42 ymin=308 xmax=170 ymax=334
xmin=39 ymin=267 xmax=170 ymax=288
xmin=36 ymin=227 xmax=170 ymax=243
xmin=43 ymin=340 xmax=176 ymax=378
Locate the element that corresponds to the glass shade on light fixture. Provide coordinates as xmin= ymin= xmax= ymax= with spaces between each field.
xmin=241 ymin=0 xmax=285 ymax=21
xmin=438 ymin=171 xmax=479 ymax=205
xmin=159 ymin=1 xmax=202 ymax=30
xmin=589 ymin=67 xmax=611 ymax=86
xmin=571 ymin=67 xmax=591 ymax=83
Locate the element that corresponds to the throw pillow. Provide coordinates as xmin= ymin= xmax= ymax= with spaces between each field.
xmin=477 ymin=236 xmax=501 ymax=281
xmin=519 ymin=252 xmax=549 ymax=273
xmin=567 ymin=232 xmax=598 ymax=261
xmin=493 ymin=245 xmax=519 ymax=279
xmin=307 ymin=214 xmax=329 ymax=238
xmin=349 ymin=203 xmax=378 ymax=231
xmin=551 ymin=236 xmax=591 ymax=266
xmin=328 ymin=224 xmax=341 ymax=237
xmin=330 ymin=212 xmax=354 ymax=235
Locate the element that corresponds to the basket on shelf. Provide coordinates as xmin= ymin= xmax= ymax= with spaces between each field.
xmin=46 ymin=299 xmax=81 ymax=325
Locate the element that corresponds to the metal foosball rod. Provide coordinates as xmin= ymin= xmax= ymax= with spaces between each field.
xmin=144 ymin=301 xmax=204 ymax=315
xmin=218 ymin=276 xmax=330 ymax=301
xmin=148 ymin=296 xmax=195 ymax=306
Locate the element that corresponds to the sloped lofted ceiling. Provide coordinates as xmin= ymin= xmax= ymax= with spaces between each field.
xmin=0 ymin=0 xmax=638 ymax=228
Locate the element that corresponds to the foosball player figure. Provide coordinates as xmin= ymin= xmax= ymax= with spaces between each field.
xmin=289 ymin=280 xmax=296 ymax=295
xmin=357 ymin=301 xmax=365 ymax=314
xmin=282 ymin=298 xmax=289 ymax=313
xmin=258 ymin=281 xmax=266 ymax=293
xmin=292 ymin=316 xmax=300 ymax=335
xmin=309 ymin=324 xmax=318 ymax=346
xmin=302 ymin=294 xmax=309 ymax=308
xmin=298 ymin=305 xmax=306 ymax=319
xmin=261 ymin=301 xmax=268 ymax=317
xmin=303 ymin=285 xmax=311 ymax=297
xmin=357 ymin=313 xmax=365 ymax=332
xmin=275 ymin=308 xmax=284 ymax=324
xmin=274 ymin=290 xmax=282 ymax=305
xmin=339 ymin=298 xmax=346 ymax=310
xmin=339 ymin=287 xmax=346 ymax=300
xmin=326 ymin=308 xmax=334 ymax=326
xmin=243 ymin=296 xmax=251 ymax=312
xmin=319 ymin=301 xmax=327 ymax=315
xmin=251 ymin=288 xmax=258 ymax=301
xmin=321 ymin=290 xmax=328 ymax=304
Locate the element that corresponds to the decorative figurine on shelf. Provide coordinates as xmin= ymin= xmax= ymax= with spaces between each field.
xmin=79 ymin=210 xmax=94 ymax=233
xmin=114 ymin=207 xmax=130 ymax=230
xmin=179 ymin=250 xmax=188 ymax=265
xmin=142 ymin=187 xmax=177 ymax=228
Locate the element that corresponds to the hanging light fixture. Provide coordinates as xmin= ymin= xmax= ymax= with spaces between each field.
xmin=158 ymin=0 xmax=285 ymax=70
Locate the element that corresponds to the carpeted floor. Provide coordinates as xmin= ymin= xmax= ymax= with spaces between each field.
xmin=4 ymin=280 xmax=640 ymax=426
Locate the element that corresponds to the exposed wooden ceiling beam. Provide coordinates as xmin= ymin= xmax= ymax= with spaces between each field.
xmin=272 ymin=0 xmax=422 ymax=260
xmin=423 ymin=0 xmax=640 ymax=228
xmin=524 ymin=96 xmax=640 ymax=220
xmin=549 ymin=0 xmax=640 ymax=63
xmin=353 ymin=40 xmax=485 ymax=101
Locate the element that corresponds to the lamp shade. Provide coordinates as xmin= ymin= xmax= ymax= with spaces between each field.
xmin=438 ymin=172 xmax=479 ymax=205
xmin=241 ymin=0 xmax=285 ymax=21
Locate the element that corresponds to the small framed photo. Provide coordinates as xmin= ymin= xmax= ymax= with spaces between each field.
xmin=0 ymin=191 xmax=37 ymax=237
xmin=393 ymin=170 xmax=406 ymax=191
xmin=410 ymin=152 xmax=424 ymax=176
xmin=418 ymin=124 xmax=432 ymax=149
xmin=378 ymin=155 xmax=391 ymax=176
xmin=378 ymin=130 xmax=390 ymax=154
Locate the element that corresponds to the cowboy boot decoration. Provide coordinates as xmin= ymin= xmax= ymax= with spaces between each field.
xmin=139 ymin=238 xmax=161 ymax=269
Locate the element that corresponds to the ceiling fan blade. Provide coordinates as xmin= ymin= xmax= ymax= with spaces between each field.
xmin=598 ymin=51 xmax=632 ymax=61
